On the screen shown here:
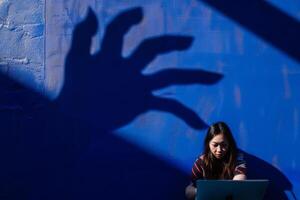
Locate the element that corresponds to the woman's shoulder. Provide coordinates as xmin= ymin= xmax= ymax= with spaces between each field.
xmin=192 ymin=154 xmax=206 ymax=181
xmin=196 ymin=154 xmax=205 ymax=162
xmin=194 ymin=154 xmax=205 ymax=166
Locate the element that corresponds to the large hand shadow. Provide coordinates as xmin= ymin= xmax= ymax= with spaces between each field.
xmin=0 ymin=6 xmax=223 ymax=200
xmin=56 ymin=7 xmax=222 ymax=131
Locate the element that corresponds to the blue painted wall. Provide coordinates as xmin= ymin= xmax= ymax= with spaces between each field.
xmin=0 ymin=0 xmax=299 ymax=199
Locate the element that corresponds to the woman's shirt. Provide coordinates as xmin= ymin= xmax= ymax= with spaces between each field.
xmin=191 ymin=152 xmax=247 ymax=182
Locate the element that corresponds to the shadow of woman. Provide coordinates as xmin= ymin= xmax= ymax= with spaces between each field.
xmin=242 ymin=151 xmax=297 ymax=200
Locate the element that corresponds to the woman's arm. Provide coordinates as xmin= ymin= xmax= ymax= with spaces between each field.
xmin=186 ymin=156 xmax=204 ymax=199
xmin=233 ymin=152 xmax=247 ymax=180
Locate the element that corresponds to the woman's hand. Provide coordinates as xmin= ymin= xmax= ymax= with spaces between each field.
xmin=185 ymin=183 xmax=197 ymax=200
xmin=233 ymin=174 xmax=247 ymax=180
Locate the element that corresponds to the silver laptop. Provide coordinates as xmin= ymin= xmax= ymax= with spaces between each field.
xmin=196 ymin=180 xmax=269 ymax=200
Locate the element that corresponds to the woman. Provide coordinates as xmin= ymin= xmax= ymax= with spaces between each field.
xmin=185 ymin=122 xmax=247 ymax=199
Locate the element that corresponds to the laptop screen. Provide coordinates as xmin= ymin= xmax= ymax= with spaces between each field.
xmin=196 ymin=180 xmax=269 ymax=200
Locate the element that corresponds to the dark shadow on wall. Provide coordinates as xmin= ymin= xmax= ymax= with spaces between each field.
xmin=242 ymin=151 xmax=297 ymax=200
xmin=0 ymin=7 xmax=223 ymax=200
xmin=200 ymin=0 xmax=300 ymax=63
xmin=0 ymin=96 xmax=190 ymax=200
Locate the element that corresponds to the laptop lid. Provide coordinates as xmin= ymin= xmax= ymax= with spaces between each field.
xmin=196 ymin=180 xmax=269 ymax=200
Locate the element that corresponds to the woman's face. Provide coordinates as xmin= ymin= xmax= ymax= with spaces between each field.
xmin=209 ymin=133 xmax=229 ymax=159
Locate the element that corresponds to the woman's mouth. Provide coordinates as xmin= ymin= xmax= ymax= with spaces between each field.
xmin=215 ymin=153 xmax=222 ymax=158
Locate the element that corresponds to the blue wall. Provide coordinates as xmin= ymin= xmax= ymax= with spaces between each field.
xmin=0 ymin=0 xmax=299 ymax=199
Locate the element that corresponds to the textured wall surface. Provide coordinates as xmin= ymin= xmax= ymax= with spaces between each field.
xmin=0 ymin=0 xmax=44 ymax=92
xmin=0 ymin=0 xmax=299 ymax=199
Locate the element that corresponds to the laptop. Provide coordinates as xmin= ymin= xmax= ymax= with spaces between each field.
xmin=196 ymin=180 xmax=269 ymax=200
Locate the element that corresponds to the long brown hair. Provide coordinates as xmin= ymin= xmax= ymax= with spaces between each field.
xmin=202 ymin=122 xmax=237 ymax=179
